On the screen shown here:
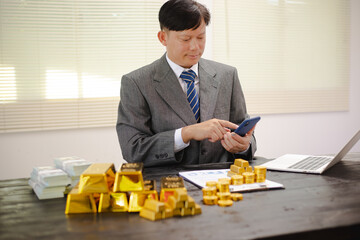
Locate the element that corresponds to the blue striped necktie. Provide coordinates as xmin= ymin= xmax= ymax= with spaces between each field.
xmin=180 ymin=69 xmax=200 ymax=122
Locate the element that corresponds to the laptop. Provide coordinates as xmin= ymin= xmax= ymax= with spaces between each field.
xmin=261 ymin=130 xmax=360 ymax=174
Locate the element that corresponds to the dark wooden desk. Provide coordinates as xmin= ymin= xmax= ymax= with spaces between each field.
xmin=1 ymin=153 xmax=360 ymax=240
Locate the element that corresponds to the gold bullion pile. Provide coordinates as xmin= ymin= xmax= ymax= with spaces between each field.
xmin=202 ymin=159 xmax=267 ymax=207
xmin=65 ymin=162 xmax=201 ymax=221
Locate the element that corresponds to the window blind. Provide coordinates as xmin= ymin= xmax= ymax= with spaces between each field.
xmin=0 ymin=0 xmax=164 ymax=132
xmin=212 ymin=0 xmax=350 ymax=114
xmin=0 ymin=0 xmax=350 ymax=133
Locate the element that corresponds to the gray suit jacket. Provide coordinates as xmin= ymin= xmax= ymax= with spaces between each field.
xmin=116 ymin=54 xmax=256 ymax=167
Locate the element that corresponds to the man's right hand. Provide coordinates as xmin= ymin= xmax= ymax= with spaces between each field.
xmin=181 ymin=119 xmax=238 ymax=143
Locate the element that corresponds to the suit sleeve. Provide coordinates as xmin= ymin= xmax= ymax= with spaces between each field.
xmin=116 ymin=75 xmax=181 ymax=167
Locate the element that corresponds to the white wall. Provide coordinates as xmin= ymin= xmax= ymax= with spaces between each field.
xmin=0 ymin=0 xmax=359 ymax=180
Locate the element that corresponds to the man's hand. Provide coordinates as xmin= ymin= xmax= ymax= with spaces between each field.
xmin=221 ymin=126 xmax=255 ymax=153
xmin=181 ymin=119 xmax=238 ymax=143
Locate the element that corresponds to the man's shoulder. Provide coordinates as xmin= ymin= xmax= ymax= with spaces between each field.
xmin=199 ymin=58 xmax=237 ymax=72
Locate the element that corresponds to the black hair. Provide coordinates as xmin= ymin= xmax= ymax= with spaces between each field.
xmin=159 ymin=0 xmax=210 ymax=31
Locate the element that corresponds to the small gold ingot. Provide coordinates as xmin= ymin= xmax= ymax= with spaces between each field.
xmin=218 ymin=178 xmax=231 ymax=185
xmin=180 ymin=207 xmax=193 ymax=216
xmin=143 ymin=198 xmax=165 ymax=212
xmin=192 ymin=204 xmax=202 ymax=215
xmin=128 ymin=180 xmax=158 ymax=212
xmin=173 ymin=188 xmax=188 ymax=202
xmin=110 ymin=192 xmax=129 ymax=212
xmin=244 ymin=166 xmax=253 ymax=173
xmin=231 ymin=175 xmax=244 ymax=185
xmin=254 ymin=165 xmax=267 ymax=173
xmin=230 ymin=164 xmax=245 ymax=174
xmin=139 ymin=207 xmax=162 ymax=221
xmin=78 ymin=163 xmax=115 ymax=193
xmin=231 ymin=193 xmax=243 ymax=201
xmin=217 ymin=181 xmax=230 ymax=193
xmin=185 ymin=196 xmax=196 ymax=208
xmin=227 ymin=170 xmax=240 ymax=177
xmin=163 ymin=207 xmax=174 ymax=219
xmin=218 ymin=199 xmax=233 ymax=207
xmin=65 ymin=185 xmax=97 ymax=214
xmin=167 ymin=195 xmax=184 ymax=209
xmin=202 ymin=187 xmax=217 ymax=196
xmin=173 ymin=208 xmax=181 ymax=216
xmin=113 ymin=163 xmax=144 ymax=192
xmin=234 ymin=159 xmax=249 ymax=168
xmin=205 ymin=181 xmax=217 ymax=187
xmin=255 ymin=174 xmax=266 ymax=183
xmin=203 ymin=195 xmax=218 ymax=205
xmin=98 ymin=193 xmax=111 ymax=212
xmin=217 ymin=192 xmax=231 ymax=200
xmin=160 ymin=176 xmax=186 ymax=202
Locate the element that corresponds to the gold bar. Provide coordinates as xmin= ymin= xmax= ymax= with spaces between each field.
xmin=78 ymin=163 xmax=115 ymax=194
xmin=230 ymin=164 xmax=245 ymax=174
xmin=192 ymin=204 xmax=202 ymax=215
xmin=234 ymin=159 xmax=249 ymax=168
xmin=113 ymin=163 xmax=144 ymax=192
xmin=160 ymin=176 xmax=186 ymax=202
xmin=98 ymin=193 xmax=111 ymax=213
xmin=202 ymin=187 xmax=217 ymax=196
xmin=173 ymin=188 xmax=188 ymax=202
xmin=167 ymin=195 xmax=184 ymax=209
xmin=227 ymin=170 xmax=240 ymax=177
xmin=110 ymin=192 xmax=129 ymax=212
xmin=143 ymin=198 xmax=166 ymax=212
xmin=65 ymin=185 xmax=97 ymax=214
xmin=128 ymin=180 xmax=158 ymax=212
xmin=185 ymin=196 xmax=195 ymax=208
xmin=139 ymin=207 xmax=162 ymax=221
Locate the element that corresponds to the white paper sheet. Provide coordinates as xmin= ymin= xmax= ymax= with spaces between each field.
xmin=179 ymin=169 xmax=284 ymax=192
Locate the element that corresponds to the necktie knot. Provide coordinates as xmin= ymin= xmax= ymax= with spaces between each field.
xmin=180 ymin=70 xmax=196 ymax=84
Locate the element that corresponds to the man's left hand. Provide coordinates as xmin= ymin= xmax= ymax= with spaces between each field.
xmin=221 ymin=127 xmax=254 ymax=153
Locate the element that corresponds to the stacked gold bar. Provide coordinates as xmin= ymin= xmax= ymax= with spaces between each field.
xmin=66 ymin=163 xmax=150 ymax=214
xmin=159 ymin=176 xmax=186 ymax=202
xmin=66 ymin=165 xmax=201 ymax=220
xmin=202 ymin=179 xmax=243 ymax=207
xmin=139 ymin=176 xmax=201 ymax=221
xmin=128 ymin=180 xmax=158 ymax=212
xmin=254 ymin=166 xmax=267 ymax=183
xmin=227 ymin=159 xmax=267 ymax=184
xmin=66 ymin=163 xmax=116 ymax=214
xmin=201 ymin=159 xmax=268 ymax=207
xmin=139 ymin=199 xmax=167 ymax=221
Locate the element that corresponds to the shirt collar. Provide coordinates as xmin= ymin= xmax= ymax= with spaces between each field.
xmin=166 ymin=54 xmax=198 ymax=78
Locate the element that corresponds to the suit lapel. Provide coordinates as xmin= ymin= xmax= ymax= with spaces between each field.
xmin=198 ymin=59 xmax=219 ymax=121
xmin=153 ymin=55 xmax=197 ymax=125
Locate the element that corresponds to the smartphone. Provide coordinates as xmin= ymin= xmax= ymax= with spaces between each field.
xmin=234 ymin=116 xmax=261 ymax=137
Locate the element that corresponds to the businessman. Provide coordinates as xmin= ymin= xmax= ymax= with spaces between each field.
xmin=116 ymin=0 xmax=257 ymax=167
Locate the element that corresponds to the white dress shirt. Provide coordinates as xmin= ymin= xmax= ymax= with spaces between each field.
xmin=165 ymin=55 xmax=198 ymax=153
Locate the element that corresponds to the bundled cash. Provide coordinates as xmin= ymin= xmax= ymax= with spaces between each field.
xmin=30 ymin=166 xmax=71 ymax=187
xmin=29 ymin=166 xmax=70 ymax=200
xmin=54 ymin=156 xmax=92 ymax=177
xmin=28 ymin=179 xmax=66 ymax=200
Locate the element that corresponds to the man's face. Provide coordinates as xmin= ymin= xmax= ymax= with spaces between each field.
xmin=158 ymin=20 xmax=206 ymax=68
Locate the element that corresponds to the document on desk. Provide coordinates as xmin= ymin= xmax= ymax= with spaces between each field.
xmin=179 ymin=169 xmax=284 ymax=192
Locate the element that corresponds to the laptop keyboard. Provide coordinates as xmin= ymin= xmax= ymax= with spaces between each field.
xmin=288 ymin=156 xmax=333 ymax=170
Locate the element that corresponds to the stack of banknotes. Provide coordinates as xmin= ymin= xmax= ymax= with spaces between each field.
xmin=29 ymin=156 xmax=92 ymax=200
xmin=54 ymin=156 xmax=92 ymax=187
xmin=28 ymin=166 xmax=70 ymax=200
